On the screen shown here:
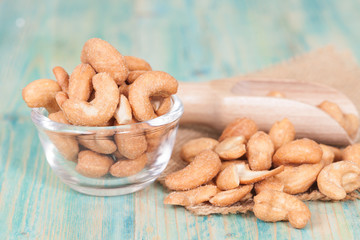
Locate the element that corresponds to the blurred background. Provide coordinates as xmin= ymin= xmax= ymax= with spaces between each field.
xmin=1 ymin=0 xmax=360 ymax=239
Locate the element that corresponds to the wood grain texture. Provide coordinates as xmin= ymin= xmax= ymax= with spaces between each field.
xmin=0 ymin=0 xmax=360 ymax=239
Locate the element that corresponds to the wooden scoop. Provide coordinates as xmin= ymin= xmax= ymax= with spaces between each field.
xmin=178 ymin=77 xmax=359 ymax=146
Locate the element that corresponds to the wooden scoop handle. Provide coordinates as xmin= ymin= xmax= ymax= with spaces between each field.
xmin=177 ymin=78 xmax=358 ymax=146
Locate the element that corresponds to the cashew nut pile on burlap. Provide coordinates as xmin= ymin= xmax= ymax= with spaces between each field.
xmin=163 ymin=117 xmax=360 ymax=229
xmin=22 ymin=38 xmax=178 ymax=178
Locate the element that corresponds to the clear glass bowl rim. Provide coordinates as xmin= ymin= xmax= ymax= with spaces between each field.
xmin=31 ymin=95 xmax=184 ymax=134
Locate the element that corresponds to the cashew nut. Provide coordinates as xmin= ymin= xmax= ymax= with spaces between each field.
xmin=216 ymin=163 xmax=284 ymax=190
xmin=273 ymin=138 xmax=323 ymax=166
xmin=215 ymin=136 xmax=246 ymax=160
xmin=180 ymin=137 xmax=219 ymax=163
xmin=266 ymin=91 xmax=285 ymax=98
xmin=124 ymin=56 xmax=152 ymax=71
xmin=219 ymin=118 xmax=258 ymax=141
xmin=275 ymin=162 xmax=324 ymax=194
xmin=151 ymin=96 xmax=172 ymax=116
xmin=68 ymin=63 xmax=96 ymax=101
xmin=165 ymin=150 xmax=221 ymax=191
xmin=209 ymin=185 xmax=253 ymax=207
xmin=110 ymin=153 xmax=148 ymax=177
xmin=320 ymin=144 xmax=335 ymax=166
xmin=60 ymin=73 xmax=119 ymax=126
xmin=247 ymin=131 xmax=274 ymax=170
xmin=78 ymin=134 xmax=117 ymax=154
xmin=343 ymin=113 xmax=359 ymax=137
xmin=318 ymin=100 xmax=345 ymax=125
xmin=52 ymin=66 xmax=69 ymax=93
xmin=254 ymin=176 xmax=284 ymax=194
xmin=220 ymin=160 xmax=247 ymax=171
xmin=22 ymin=79 xmax=61 ymax=113
xmin=75 ymin=150 xmax=114 ymax=178
xmin=81 ymin=38 xmax=128 ymax=85
xmin=114 ymin=94 xmax=133 ymax=125
xmin=128 ymin=71 xmax=178 ymax=121
xmin=164 ymin=185 xmax=219 ymax=206
xmin=269 ymin=118 xmax=295 ymax=150
xmin=127 ymin=70 xmax=146 ymax=84
xmin=114 ymin=123 xmax=147 ymax=159
xmin=253 ymin=190 xmax=311 ymax=229
xmin=317 ymin=161 xmax=360 ymax=200
xmin=47 ymin=111 xmax=79 ymax=161
xmin=343 ymin=143 xmax=360 ymax=166
xmin=119 ymin=84 xmax=129 ymax=98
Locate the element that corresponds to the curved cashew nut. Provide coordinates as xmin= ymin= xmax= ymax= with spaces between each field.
xmin=269 ymin=118 xmax=295 ymax=150
xmin=22 ymin=79 xmax=61 ymax=113
xmin=124 ymin=56 xmax=152 ymax=71
xmin=216 ymin=163 xmax=284 ymax=190
xmin=343 ymin=113 xmax=359 ymax=137
xmin=180 ymin=137 xmax=219 ymax=163
xmin=164 ymin=185 xmax=219 ymax=206
xmin=343 ymin=143 xmax=360 ymax=166
xmin=219 ymin=118 xmax=258 ymax=141
xmin=215 ymin=136 xmax=246 ymax=160
xmin=318 ymin=100 xmax=345 ymax=125
xmin=151 ymin=96 xmax=172 ymax=116
xmin=255 ymin=176 xmax=284 ymax=194
xmin=209 ymin=185 xmax=253 ymax=207
xmin=273 ymin=138 xmax=323 ymax=166
xmin=68 ymin=63 xmax=96 ymax=101
xmin=165 ymin=150 xmax=221 ymax=191
xmin=253 ymin=190 xmax=311 ymax=229
xmin=317 ymin=161 xmax=360 ymax=200
xmin=75 ymin=150 xmax=114 ymax=178
xmin=78 ymin=134 xmax=117 ymax=154
xmin=48 ymin=111 xmax=79 ymax=161
xmin=127 ymin=70 xmax=146 ymax=84
xmin=60 ymin=73 xmax=119 ymax=126
xmin=128 ymin=71 xmax=178 ymax=121
xmin=52 ymin=66 xmax=69 ymax=93
xmin=81 ymin=38 xmax=128 ymax=85
xmin=110 ymin=153 xmax=148 ymax=177
xmin=319 ymin=144 xmax=335 ymax=166
xmin=275 ymin=162 xmax=324 ymax=194
xmin=247 ymin=131 xmax=274 ymax=170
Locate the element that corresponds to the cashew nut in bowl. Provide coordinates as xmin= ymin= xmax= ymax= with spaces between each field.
xmin=268 ymin=118 xmax=295 ymax=150
xmin=114 ymin=122 xmax=147 ymax=159
xmin=60 ymin=73 xmax=119 ymax=126
xmin=317 ymin=161 xmax=360 ymax=200
xmin=273 ymin=138 xmax=323 ymax=166
xmin=47 ymin=111 xmax=79 ymax=161
xmin=75 ymin=150 xmax=114 ymax=178
xmin=342 ymin=143 xmax=360 ymax=166
xmin=110 ymin=153 xmax=148 ymax=177
xmin=219 ymin=118 xmax=258 ymax=141
xmin=52 ymin=66 xmax=69 ymax=93
xmin=118 ymin=84 xmax=129 ymax=98
xmin=68 ymin=63 xmax=96 ymax=101
xmin=114 ymin=94 xmax=133 ymax=125
xmin=151 ymin=96 xmax=172 ymax=116
xmin=253 ymin=190 xmax=311 ymax=229
xmin=81 ymin=38 xmax=128 ymax=85
xmin=124 ymin=56 xmax=152 ymax=71
xmin=128 ymin=71 xmax=178 ymax=122
xmin=180 ymin=137 xmax=219 ymax=163
xmin=78 ymin=134 xmax=117 ymax=155
xmin=164 ymin=185 xmax=219 ymax=206
xmin=246 ymin=131 xmax=274 ymax=170
xmin=165 ymin=150 xmax=221 ymax=191
xmin=22 ymin=79 xmax=61 ymax=114
xmin=127 ymin=70 xmax=146 ymax=84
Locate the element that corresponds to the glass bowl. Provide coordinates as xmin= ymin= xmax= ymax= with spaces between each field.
xmin=31 ymin=95 xmax=183 ymax=196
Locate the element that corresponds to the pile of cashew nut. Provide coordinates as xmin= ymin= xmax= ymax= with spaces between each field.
xmin=164 ymin=117 xmax=360 ymax=229
xmin=22 ymin=38 xmax=178 ymax=178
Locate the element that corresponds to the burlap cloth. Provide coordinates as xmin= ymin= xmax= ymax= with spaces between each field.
xmin=158 ymin=46 xmax=360 ymax=215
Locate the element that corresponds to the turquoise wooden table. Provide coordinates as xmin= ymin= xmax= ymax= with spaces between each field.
xmin=1 ymin=0 xmax=360 ymax=239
